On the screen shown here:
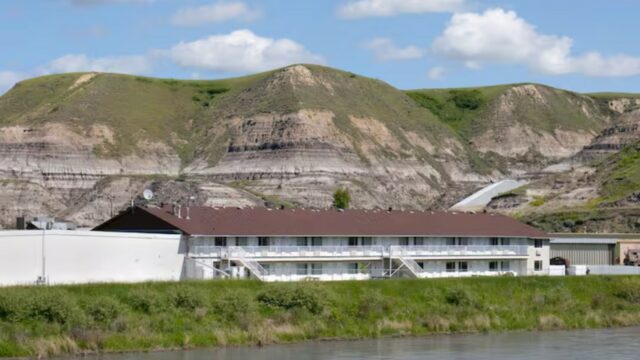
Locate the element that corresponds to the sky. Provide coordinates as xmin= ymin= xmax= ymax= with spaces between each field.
xmin=1 ymin=0 xmax=640 ymax=94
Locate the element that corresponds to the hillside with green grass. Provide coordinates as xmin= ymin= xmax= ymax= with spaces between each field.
xmin=406 ymin=83 xmax=608 ymax=142
xmin=2 ymin=277 xmax=640 ymax=358
xmin=0 ymin=64 xmax=638 ymax=228
xmin=598 ymin=141 xmax=640 ymax=204
xmin=0 ymin=71 xmax=273 ymax=162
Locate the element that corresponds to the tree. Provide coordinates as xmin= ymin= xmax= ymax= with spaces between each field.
xmin=333 ymin=188 xmax=351 ymax=209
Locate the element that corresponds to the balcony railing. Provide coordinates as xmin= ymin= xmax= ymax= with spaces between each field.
xmin=187 ymin=245 xmax=530 ymax=259
xmin=228 ymin=246 xmax=386 ymax=259
xmin=389 ymin=245 xmax=529 ymax=258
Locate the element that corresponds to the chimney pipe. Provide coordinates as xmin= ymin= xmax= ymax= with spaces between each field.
xmin=177 ymin=204 xmax=182 ymax=219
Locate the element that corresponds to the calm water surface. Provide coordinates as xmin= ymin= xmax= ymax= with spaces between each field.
xmin=96 ymin=327 xmax=640 ymax=360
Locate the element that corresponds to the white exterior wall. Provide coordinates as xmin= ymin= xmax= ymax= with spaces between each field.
xmin=0 ymin=230 xmax=184 ymax=286
xmin=526 ymin=239 xmax=550 ymax=275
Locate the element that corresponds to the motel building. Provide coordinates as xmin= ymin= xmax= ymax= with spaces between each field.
xmin=94 ymin=205 xmax=550 ymax=282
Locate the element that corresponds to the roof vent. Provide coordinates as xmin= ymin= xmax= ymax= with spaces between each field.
xmin=388 ymin=207 xmax=393 ymax=212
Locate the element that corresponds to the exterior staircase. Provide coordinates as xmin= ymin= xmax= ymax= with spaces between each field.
xmin=393 ymin=256 xmax=424 ymax=278
xmin=228 ymin=247 xmax=267 ymax=281
xmin=389 ymin=246 xmax=424 ymax=278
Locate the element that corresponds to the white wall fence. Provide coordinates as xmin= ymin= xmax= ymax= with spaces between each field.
xmin=570 ymin=265 xmax=640 ymax=276
xmin=0 ymin=230 xmax=185 ymax=286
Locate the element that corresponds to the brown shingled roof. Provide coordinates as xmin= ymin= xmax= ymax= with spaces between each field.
xmin=132 ymin=206 xmax=547 ymax=238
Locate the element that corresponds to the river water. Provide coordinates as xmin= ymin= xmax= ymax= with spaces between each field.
xmin=97 ymin=327 xmax=640 ymax=360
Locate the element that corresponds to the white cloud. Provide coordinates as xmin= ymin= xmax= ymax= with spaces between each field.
xmin=47 ymin=54 xmax=153 ymax=74
xmin=427 ymin=66 xmax=445 ymax=80
xmin=433 ymin=8 xmax=640 ymax=77
xmin=171 ymin=1 xmax=260 ymax=26
xmin=339 ymin=0 xmax=466 ymax=19
xmin=0 ymin=71 xmax=27 ymax=94
xmin=168 ymin=30 xmax=325 ymax=73
xmin=362 ymin=38 xmax=424 ymax=61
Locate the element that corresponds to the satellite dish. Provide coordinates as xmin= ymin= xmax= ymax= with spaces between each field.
xmin=143 ymin=189 xmax=154 ymax=201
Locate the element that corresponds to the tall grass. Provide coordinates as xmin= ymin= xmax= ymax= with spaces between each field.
xmin=1 ymin=277 xmax=640 ymax=358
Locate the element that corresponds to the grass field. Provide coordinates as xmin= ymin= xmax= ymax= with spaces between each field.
xmin=2 ymin=276 xmax=640 ymax=358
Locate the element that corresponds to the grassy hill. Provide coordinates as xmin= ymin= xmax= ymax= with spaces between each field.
xmin=0 ymin=65 xmax=638 ymax=227
xmin=406 ymin=83 xmax=608 ymax=141
xmin=0 ymin=66 xmax=459 ymax=167
xmin=0 ymin=71 xmax=274 ymax=163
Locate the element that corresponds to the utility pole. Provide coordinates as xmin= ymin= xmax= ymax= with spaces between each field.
xmin=37 ymin=220 xmax=51 ymax=285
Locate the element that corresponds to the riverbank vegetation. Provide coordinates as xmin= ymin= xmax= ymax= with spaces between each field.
xmin=2 ymin=276 xmax=640 ymax=358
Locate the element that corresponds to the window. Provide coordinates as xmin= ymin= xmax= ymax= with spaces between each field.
xmin=350 ymin=263 xmax=359 ymax=274
xmin=258 ymin=237 xmax=269 ymax=247
xmin=214 ymin=237 xmax=226 ymax=247
xmin=490 ymin=238 xmax=499 ymax=246
xmin=311 ymin=237 xmax=323 ymax=246
xmin=535 ymin=260 xmax=543 ymax=271
xmin=534 ymin=239 xmax=543 ymax=248
xmin=311 ymin=263 xmax=323 ymax=275
xmin=296 ymin=237 xmax=308 ymax=246
xmin=414 ymin=237 xmax=424 ymax=246
xmin=296 ymin=263 xmax=308 ymax=275
xmin=489 ymin=261 xmax=498 ymax=272
xmin=501 ymin=239 xmax=510 ymax=246
xmin=361 ymin=237 xmax=372 ymax=246
xmin=236 ymin=237 xmax=248 ymax=246
xmin=399 ymin=238 xmax=409 ymax=246
xmin=458 ymin=262 xmax=468 ymax=272
xmin=447 ymin=238 xmax=468 ymax=246
xmin=348 ymin=237 xmax=358 ymax=246
xmin=500 ymin=261 xmax=510 ymax=271
xmin=446 ymin=262 xmax=456 ymax=272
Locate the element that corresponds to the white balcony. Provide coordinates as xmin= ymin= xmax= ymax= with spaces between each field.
xmin=227 ymin=246 xmax=386 ymax=261
xmin=188 ymin=245 xmax=225 ymax=258
xmin=389 ymin=245 xmax=529 ymax=259
xmin=261 ymin=273 xmax=371 ymax=282
xmin=187 ymin=245 xmax=530 ymax=261
xmin=415 ymin=270 xmax=518 ymax=278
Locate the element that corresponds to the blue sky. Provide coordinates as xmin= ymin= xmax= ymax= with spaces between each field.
xmin=1 ymin=0 xmax=640 ymax=93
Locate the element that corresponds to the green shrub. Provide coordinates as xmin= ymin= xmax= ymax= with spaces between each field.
xmin=171 ymin=287 xmax=205 ymax=311
xmin=212 ymin=293 xmax=254 ymax=322
xmin=256 ymin=285 xmax=324 ymax=314
xmin=25 ymin=291 xmax=81 ymax=324
xmin=445 ymin=287 xmax=474 ymax=307
xmin=332 ymin=188 xmax=351 ymax=209
xmin=530 ymin=196 xmax=545 ymax=207
xmin=124 ymin=288 xmax=165 ymax=313
xmin=449 ymin=90 xmax=484 ymax=110
xmin=0 ymin=293 xmax=23 ymax=322
xmin=85 ymin=297 xmax=122 ymax=323
xmin=614 ymin=280 xmax=640 ymax=303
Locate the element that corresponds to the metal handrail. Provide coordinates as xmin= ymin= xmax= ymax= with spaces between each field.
xmin=389 ymin=245 xmax=529 ymax=257
xmin=229 ymin=245 xmax=386 ymax=258
xmin=229 ymin=247 xmax=267 ymax=279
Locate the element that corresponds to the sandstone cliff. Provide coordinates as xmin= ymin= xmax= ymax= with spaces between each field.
xmin=0 ymin=65 xmax=623 ymax=228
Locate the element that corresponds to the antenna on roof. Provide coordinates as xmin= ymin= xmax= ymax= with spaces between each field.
xmin=143 ymin=189 xmax=154 ymax=201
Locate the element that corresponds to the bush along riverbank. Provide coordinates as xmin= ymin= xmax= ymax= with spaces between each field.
xmin=3 ymin=276 xmax=640 ymax=357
